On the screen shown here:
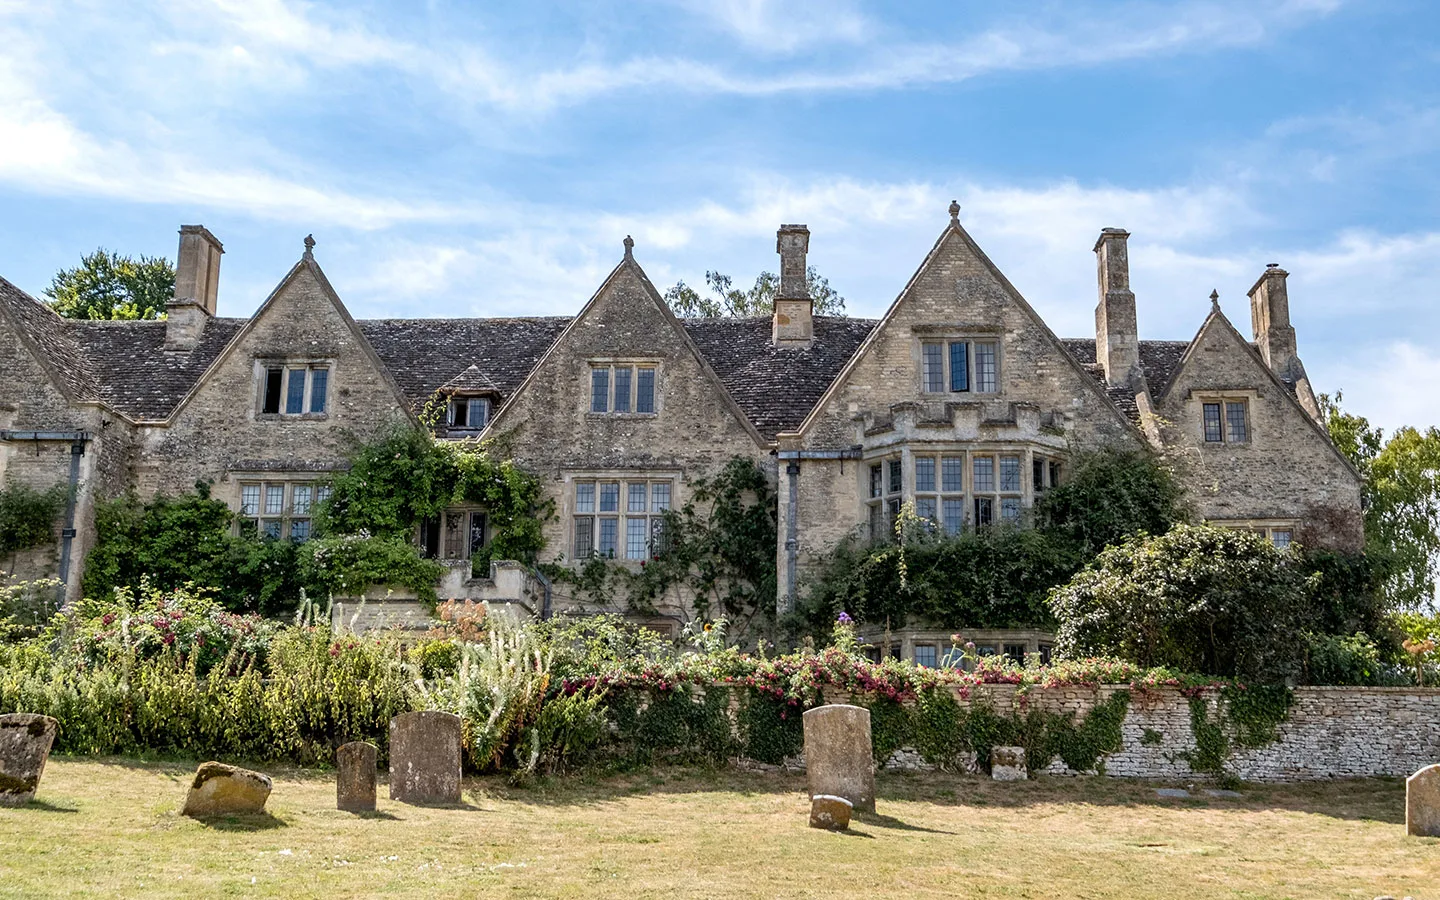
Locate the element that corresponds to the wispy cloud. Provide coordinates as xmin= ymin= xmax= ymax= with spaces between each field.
xmin=668 ymin=0 xmax=873 ymax=54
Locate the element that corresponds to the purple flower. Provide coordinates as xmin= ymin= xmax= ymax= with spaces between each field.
xmin=836 ymin=612 xmax=854 ymax=625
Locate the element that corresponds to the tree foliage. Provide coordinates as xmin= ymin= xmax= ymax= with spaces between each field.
xmin=44 ymin=248 xmax=175 ymax=320
xmin=1047 ymin=525 xmax=1314 ymax=683
xmin=663 ymin=267 xmax=846 ymax=317
xmin=1320 ymin=392 xmax=1440 ymax=609
xmin=799 ymin=447 xmax=1190 ymax=633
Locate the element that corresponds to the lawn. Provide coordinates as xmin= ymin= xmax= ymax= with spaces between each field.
xmin=1 ymin=759 xmax=1435 ymax=899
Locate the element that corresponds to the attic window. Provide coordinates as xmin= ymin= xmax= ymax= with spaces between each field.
xmin=1201 ymin=398 xmax=1249 ymax=444
xmin=447 ymin=397 xmax=490 ymax=430
xmin=260 ymin=363 xmax=330 ymax=417
xmin=589 ymin=363 xmax=658 ymax=415
xmin=920 ymin=340 xmax=997 ymax=395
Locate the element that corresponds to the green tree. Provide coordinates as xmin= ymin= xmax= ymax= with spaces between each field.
xmin=1047 ymin=525 xmax=1313 ymax=682
xmin=664 ymin=268 xmax=846 ymax=317
xmin=1320 ymin=392 xmax=1440 ymax=610
xmin=44 ymin=249 xmax=174 ymax=320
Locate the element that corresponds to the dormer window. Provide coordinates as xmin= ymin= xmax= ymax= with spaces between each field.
xmin=259 ymin=362 xmax=330 ymax=416
xmin=920 ymin=340 xmax=999 ymax=395
xmin=447 ymin=396 xmax=491 ymax=430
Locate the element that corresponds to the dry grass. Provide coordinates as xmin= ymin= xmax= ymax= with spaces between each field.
xmin=1 ymin=757 xmax=1435 ymax=898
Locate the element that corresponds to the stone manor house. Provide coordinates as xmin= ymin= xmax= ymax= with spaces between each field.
xmin=0 ymin=204 xmax=1362 ymax=657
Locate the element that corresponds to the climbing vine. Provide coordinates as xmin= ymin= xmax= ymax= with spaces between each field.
xmin=1183 ymin=684 xmax=1294 ymax=780
xmin=0 ymin=482 xmax=68 ymax=555
xmin=546 ymin=456 xmax=776 ymax=632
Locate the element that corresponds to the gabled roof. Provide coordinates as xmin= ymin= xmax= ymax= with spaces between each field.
xmin=683 ymin=316 xmax=876 ymax=440
xmin=360 ymin=317 xmax=568 ymax=410
xmin=0 ymin=276 xmax=99 ymax=401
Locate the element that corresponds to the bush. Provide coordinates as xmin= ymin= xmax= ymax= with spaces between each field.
xmin=0 ymin=482 xmax=67 ymax=554
xmin=1048 ymin=525 xmax=1312 ymax=683
xmin=298 ymin=535 xmax=445 ymax=604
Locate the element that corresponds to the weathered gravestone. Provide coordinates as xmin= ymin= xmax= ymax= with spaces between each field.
xmin=803 ymin=704 xmax=876 ymax=813
xmin=389 ymin=711 xmax=463 ymax=805
xmin=991 ymin=746 xmax=1027 ymax=782
xmin=1406 ymin=763 xmax=1440 ymax=837
xmin=809 ymin=794 xmax=853 ymax=831
xmin=337 ymin=741 xmax=378 ymax=812
xmin=0 ymin=713 xmax=58 ymax=807
xmin=181 ymin=761 xmax=272 ymax=818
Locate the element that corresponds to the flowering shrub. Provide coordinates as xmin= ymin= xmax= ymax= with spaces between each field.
xmin=63 ymin=580 xmax=280 ymax=674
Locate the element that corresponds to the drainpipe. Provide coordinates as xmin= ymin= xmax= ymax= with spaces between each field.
xmin=783 ymin=460 xmax=799 ymax=617
xmin=0 ymin=431 xmax=91 ymax=606
xmin=56 ymin=440 xmax=85 ymax=605
xmin=775 ymin=448 xmax=862 ymax=618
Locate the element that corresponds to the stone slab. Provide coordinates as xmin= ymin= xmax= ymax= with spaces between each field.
xmin=1156 ymin=788 xmax=1191 ymax=799
xmin=809 ymin=794 xmax=853 ymax=831
xmin=991 ymin=746 xmax=1027 ymax=782
xmin=1406 ymin=763 xmax=1440 ymax=837
xmin=1204 ymin=789 xmax=1242 ymax=799
xmin=389 ymin=711 xmax=463 ymax=805
xmin=803 ymin=704 xmax=876 ymax=813
xmin=0 ymin=713 xmax=58 ymax=807
xmin=182 ymin=761 xmax=272 ymax=817
xmin=337 ymin=741 xmax=378 ymax=812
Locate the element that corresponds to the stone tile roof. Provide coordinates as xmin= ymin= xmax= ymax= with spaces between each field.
xmin=0 ymin=276 xmax=99 ymax=400
xmin=359 ymin=317 xmax=570 ymax=412
xmin=68 ymin=318 xmax=246 ymax=420
xmin=682 ymin=316 xmax=878 ymax=440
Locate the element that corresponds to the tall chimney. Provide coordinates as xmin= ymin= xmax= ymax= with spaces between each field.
xmin=1093 ymin=227 xmax=1139 ymax=385
xmin=1249 ymin=264 xmax=1298 ymax=380
xmin=166 ymin=225 xmax=223 ymax=351
xmin=772 ymin=224 xmax=813 ymax=347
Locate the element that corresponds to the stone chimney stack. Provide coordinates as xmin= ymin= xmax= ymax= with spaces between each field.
xmin=1093 ymin=227 xmax=1139 ymax=385
xmin=772 ymin=224 xmax=813 ymax=347
xmin=1248 ymin=264 xmax=1298 ymax=379
xmin=166 ymin=225 xmax=223 ymax=351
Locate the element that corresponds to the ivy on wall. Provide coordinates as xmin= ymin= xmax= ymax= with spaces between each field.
xmin=546 ymin=457 xmax=777 ymax=631
xmin=0 ymin=482 xmax=68 ymax=556
xmin=1183 ymin=684 xmax=1294 ymax=781
xmin=82 ymin=426 xmax=548 ymax=614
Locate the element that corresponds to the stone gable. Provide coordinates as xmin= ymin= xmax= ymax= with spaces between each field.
xmin=137 ymin=258 xmax=413 ymax=501
xmin=1149 ymin=308 xmax=1363 ymax=549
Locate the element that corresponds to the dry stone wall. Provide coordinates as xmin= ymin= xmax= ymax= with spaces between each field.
xmin=921 ymin=684 xmax=1440 ymax=781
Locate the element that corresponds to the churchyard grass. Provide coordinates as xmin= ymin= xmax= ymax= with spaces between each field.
xmin=1 ymin=758 xmax=1435 ymax=898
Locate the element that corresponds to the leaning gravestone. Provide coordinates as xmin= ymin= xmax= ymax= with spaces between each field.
xmin=389 ymin=711 xmax=462 ymax=805
xmin=337 ymin=741 xmax=378 ymax=812
xmin=181 ymin=761 xmax=272 ymax=817
xmin=991 ymin=746 xmax=1027 ymax=781
xmin=803 ymin=704 xmax=876 ymax=813
xmin=1406 ymin=763 xmax=1440 ymax=837
xmin=0 ymin=713 xmax=58 ymax=807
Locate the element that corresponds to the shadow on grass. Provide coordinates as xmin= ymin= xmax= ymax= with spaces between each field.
xmin=52 ymin=756 xmax=1406 ymax=826
xmin=20 ymin=798 xmax=79 ymax=813
xmin=470 ymin=766 xmax=1407 ymax=826
xmin=854 ymin=811 xmax=955 ymax=835
xmin=192 ymin=811 xmax=287 ymax=831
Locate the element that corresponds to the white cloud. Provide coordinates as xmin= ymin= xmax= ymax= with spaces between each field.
xmin=670 ymin=0 xmax=873 ymax=54
xmin=1318 ymin=342 xmax=1440 ymax=434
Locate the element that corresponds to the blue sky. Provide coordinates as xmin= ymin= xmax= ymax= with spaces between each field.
xmin=1 ymin=0 xmax=1437 ymax=434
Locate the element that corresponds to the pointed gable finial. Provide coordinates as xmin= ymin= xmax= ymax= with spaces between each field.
xmin=623 ymin=235 xmax=634 ymax=260
xmin=303 ymin=234 xmax=316 ymax=260
xmin=1210 ymin=289 xmax=1220 ymax=309
xmin=948 ymin=200 xmax=960 ymax=223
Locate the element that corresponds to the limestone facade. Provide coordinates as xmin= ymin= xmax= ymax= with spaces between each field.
xmin=0 ymin=206 xmax=1362 ymax=631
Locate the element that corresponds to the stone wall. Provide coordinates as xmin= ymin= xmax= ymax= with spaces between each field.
xmin=889 ymin=684 xmax=1440 ymax=781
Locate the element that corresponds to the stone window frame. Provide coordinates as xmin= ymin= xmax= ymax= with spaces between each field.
xmin=236 ymin=477 xmax=331 ymax=542
xmin=865 ymin=456 xmax=903 ymax=543
xmin=566 ymin=471 xmax=676 ymax=562
xmin=915 ymin=332 xmax=1003 ymax=397
xmin=1209 ymin=518 xmax=1298 ymax=550
xmin=587 ymin=358 xmax=661 ymax=417
xmin=1193 ymin=390 xmax=1256 ymax=445
xmin=254 ymin=358 xmax=334 ymax=420
xmin=868 ymin=443 xmax=1064 ymax=538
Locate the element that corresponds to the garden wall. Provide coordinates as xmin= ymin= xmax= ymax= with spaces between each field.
xmin=894 ymin=684 xmax=1440 ymax=782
